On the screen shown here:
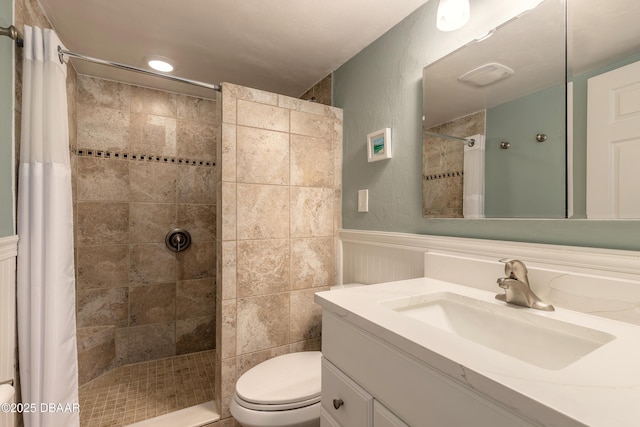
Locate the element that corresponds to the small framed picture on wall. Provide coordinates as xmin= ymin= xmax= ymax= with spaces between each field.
xmin=367 ymin=127 xmax=392 ymax=162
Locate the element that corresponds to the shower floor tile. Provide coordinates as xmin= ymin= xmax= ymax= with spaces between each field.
xmin=79 ymin=350 xmax=216 ymax=427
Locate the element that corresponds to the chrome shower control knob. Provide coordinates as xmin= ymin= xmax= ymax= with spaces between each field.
xmin=333 ymin=398 xmax=344 ymax=409
xmin=165 ymin=229 xmax=192 ymax=252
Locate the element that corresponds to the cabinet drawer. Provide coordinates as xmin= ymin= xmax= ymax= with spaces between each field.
xmin=322 ymin=358 xmax=372 ymax=427
xmin=373 ymin=401 xmax=409 ymax=427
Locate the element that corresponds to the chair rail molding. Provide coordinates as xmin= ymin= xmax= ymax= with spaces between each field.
xmin=340 ymin=229 xmax=640 ymax=277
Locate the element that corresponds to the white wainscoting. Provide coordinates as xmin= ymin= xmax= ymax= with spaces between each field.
xmin=0 ymin=235 xmax=18 ymax=427
xmin=340 ymin=229 xmax=640 ymax=325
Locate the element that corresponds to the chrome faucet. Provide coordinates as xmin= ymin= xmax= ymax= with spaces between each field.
xmin=495 ymin=259 xmax=554 ymax=311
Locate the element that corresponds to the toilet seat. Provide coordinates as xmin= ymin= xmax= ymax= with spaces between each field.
xmin=234 ymin=351 xmax=321 ymax=411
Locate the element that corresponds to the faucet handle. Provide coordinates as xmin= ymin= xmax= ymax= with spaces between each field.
xmin=498 ymin=258 xmax=528 ymax=280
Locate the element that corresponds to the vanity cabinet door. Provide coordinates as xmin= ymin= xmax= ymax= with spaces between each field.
xmin=373 ymin=401 xmax=409 ymax=427
xmin=320 ymin=408 xmax=342 ymax=427
xmin=322 ymin=358 xmax=373 ymax=427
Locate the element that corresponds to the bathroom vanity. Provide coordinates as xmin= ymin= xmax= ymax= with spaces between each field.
xmin=315 ymin=277 xmax=640 ymax=426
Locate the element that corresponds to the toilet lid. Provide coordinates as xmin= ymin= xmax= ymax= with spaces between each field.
xmin=235 ymin=351 xmax=321 ymax=405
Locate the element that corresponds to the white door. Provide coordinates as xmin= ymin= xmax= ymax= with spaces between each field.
xmin=587 ymin=60 xmax=640 ymax=218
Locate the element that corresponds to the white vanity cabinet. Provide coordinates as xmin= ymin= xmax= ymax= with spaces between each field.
xmin=321 ymin=357 xmax=407 ymax=427
xmin=320 ymin=311 xmax=537 ymax=427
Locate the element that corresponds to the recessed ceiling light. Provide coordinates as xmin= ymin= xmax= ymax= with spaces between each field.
xmin=146 ymin=56 xmax=175 ymax=73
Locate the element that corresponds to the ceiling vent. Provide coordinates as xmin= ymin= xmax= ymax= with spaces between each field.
xmin=458 ymin=62 xmax=514 ymax=87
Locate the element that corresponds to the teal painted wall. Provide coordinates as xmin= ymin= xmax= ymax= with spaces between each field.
xmin=485 ymin=85 xmax=565 ymax=218
xmin=334 ymin=2 xmax=640 ymax=251
xmin=0 ymin=0 xmax=15 ymax=237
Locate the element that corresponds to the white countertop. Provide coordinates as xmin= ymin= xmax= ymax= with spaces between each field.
xmin=314 ymin=278 xmax=640 ymax=427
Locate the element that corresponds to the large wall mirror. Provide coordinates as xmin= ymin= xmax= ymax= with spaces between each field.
xmin=422 ymin=0 xmax=640 ymax=219
xmin=422 ymin=0 xmax=566 ymax=218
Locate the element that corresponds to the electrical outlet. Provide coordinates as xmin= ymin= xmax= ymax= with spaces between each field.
xmin=358 ymin=189 xmax=369 ymax=212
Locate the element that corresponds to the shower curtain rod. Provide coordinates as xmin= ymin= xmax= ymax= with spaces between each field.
xmin=424 ymin=130 xmax=476 ymax=147
xmin=1 ymin=25 xmax=23 ymax=46
xmin=1 ymin=25 xmax=221 ymax=92
xmin=57 ymin=47 xmax=222 ymax=92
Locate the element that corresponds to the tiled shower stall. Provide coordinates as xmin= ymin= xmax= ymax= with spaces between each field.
xmin=72 ymin=76 xmax=218 ymax=425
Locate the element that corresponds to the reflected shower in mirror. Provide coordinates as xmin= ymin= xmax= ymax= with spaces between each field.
xmin=422 ymin=0 xmax=566 ymax=218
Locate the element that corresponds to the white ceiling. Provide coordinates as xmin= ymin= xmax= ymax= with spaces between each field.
xmin=37 ymin=0 xmax=430 ymax=98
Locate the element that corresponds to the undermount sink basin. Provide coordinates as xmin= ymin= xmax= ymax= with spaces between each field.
xmin=380 ymin=292 xmax=615 ymax=370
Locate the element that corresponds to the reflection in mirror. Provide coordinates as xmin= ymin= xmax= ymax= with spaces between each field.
xmin=422 ymin=0 xmax=566 ymax=219
xmin=568 ymin=0 xmax=640 ymax=219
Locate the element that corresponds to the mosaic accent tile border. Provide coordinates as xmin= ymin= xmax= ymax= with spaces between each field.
xmin=74 ymin=148 xmax=215 ymax=167
xmin=424 ymin=170 xmax=463 ymax=181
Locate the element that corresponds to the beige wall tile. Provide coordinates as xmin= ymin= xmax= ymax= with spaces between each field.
xmin=237 ymin=184 xmax=289 ymax=240
xmin=237 ymin=239 xmax=289 ymax=297
xmin=289 ymin=337 xmax=321 ymax=353
xmin=77 ymin=105 xmax=130 ymax=151
xmin=176 ymin=316 xmax=215 ymax=354
xmin=290 ymin=110 xmax=335 ymax=139
xmin=221 ymin=241 xmax=237 ymax=300
xmin=290 ymin=187 xmax=333 ymax=237
xmin=77 ymin=157 xmax=130 ymax=202
xmin=290 ymin=237 xmax=333 ymax=289
xmin=131 ymin=86 xmax=177 ymax=117
xmin=236 ymin=100 xmax=289 ymax=133
xmin=177 ymin=241 xmax=216 ymax=280
xmin=126 ymin=322 xmax=176 ymax=363
xmin=129 ymin=283 xmax=176 ymax=326
xmin=221 ymin=300 xmax=237 ymax=360
xmin=177 ymin=278 xmax=215 ymax=320
xmin=77 ymin=326 xmax=116 ymax=385
xmin=178 ymin=95 xmax=217 ymax=122
xmin=290 ymin=134 xmax=333 ymax=187
xmin=77 ymin=287 xmax=129 ymax=328
xmin=177 ymin=204 xmax=216 ymax=242
xmin=221 ymin=123 xmax=237 ymax=182
xmin=130 ymin=243 xmax=176 ymax=284
xmin=222 ymin=88 xmax=237 ymax=124
xmin=129 ymin=114 xmax=177 ymax=157
xmin=177 ymin=119 xmax=216 ymax=162
xmin=237 ymin=126 xmax=289 ymax=185
xmin=130 ymin=203 xmax=176 ymax=243
xmin=77 ymin=245 xmax=129 ymax=290
xmin=220 ymin=357 xmax=237 ymax=418
xmin=77 ymin=202 xmax=129 ymax=245
xmin=236 ymin=293 xmax=289 ymax=355
xmin=289 ymin=288 xmax=323 ymax=342
xmin=236 ymin=345 xmax=288 ymax=377
xmin=130 ymin=162 xmax=177 ymax=203
xmin=78 ymin=75 xmax=131 ymax=110
xmin=177 ymin=165 xmax=216 ymax=204
xmin=224 ymin=83 xmax=278 ymax=106
xmin=220 ymin=182 xmax=237 ymax=241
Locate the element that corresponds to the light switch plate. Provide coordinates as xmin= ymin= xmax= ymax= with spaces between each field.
xmin=358 ymin=189 xmax=369 ymax=212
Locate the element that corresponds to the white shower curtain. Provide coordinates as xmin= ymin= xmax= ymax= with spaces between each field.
xmin=463 ymin=134 xmax=485 ymax=218
xmin=17 ymin=26 xmax=79 ymax=427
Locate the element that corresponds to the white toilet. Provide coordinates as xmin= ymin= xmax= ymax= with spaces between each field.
xmin=230 ymin=284 xmax=362 ymax=427
xmin=230 ymin=351 xmax=322 ymax=427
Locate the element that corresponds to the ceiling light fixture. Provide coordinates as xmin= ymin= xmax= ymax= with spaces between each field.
xmin=436 ymin=0 xmax=471 ymax=32
xmin=146 ymin=56 xmax=175 ymax=73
